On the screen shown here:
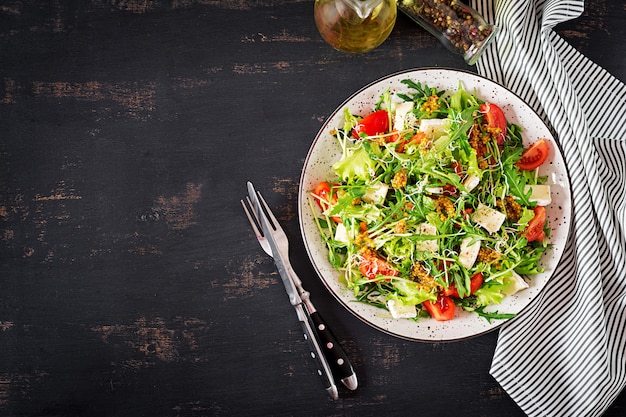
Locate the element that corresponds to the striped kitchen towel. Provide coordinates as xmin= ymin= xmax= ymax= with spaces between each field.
xmin=472 ymin=0 xmax=626 ymax=416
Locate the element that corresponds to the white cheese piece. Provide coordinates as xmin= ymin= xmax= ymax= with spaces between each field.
xmin=334 ymin=222 xmax=350 ymax=245
xmin=416 ymin=222 xmax=438 ymax=253
xmin=419 ymin=118 xmax=449 ymax=139
xmin=458 ymin=237 xmax=481 ymax=270
xmin=362 ymin=181 xmax=389 ymax=205
xmin=463 ymin=174 xmax=480 ymax=192
xmin=424 ymin=186 xmax=443 ymax=194
xmin=393 ymin=101 xmax=414 ymax=131
xmin=386 ymin=299 xmax=417 ymax=319
xmin=524 ymin=184 xmax=552 ymax=206
xmin=503 ymin=271 xmax=530 ymax=296
xmin=472 ymin=203 xmax=507 ymax=234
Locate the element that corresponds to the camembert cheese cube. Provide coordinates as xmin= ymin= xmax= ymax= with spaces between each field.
xmin=463 ymin=174 xmax=480 ymax=192
xmin=458 ymin=237 xmax=481 ymax=269
xmin=503 ymin=271 xmax=530 ymax=296
xmin=419 ymin=118 xmax=448 ymax=139
xmin=334 ymin=222 xmax=350 ymax=245
xmin=472 ymin=203 xmax=506 ymax=234
xmin=524 ymin=184 xmax=552 ymax=206
xmin=387 ymin=299 xmax=417 ymax=319
xmin=362 ymin=181 xmax=389 ymax=205
xmin=393 ymin=102 xmax=414 ymax=131
xmin=416 ymin=222 xmax=438 ymax=253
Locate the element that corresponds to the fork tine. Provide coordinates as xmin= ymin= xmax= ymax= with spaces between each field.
xmin=241 ymin=197 xmax=273 ymax=257
xmin=241 ymin=197 xmax=263 ymax=237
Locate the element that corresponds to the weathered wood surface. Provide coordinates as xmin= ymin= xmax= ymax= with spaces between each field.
xmin=0 ymin=1 xmax=624 ymax=416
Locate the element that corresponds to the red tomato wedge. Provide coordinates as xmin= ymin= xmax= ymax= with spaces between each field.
xmin=352 ymin=110 xmax=389 ymax=139
xmin=444 ymin=272 xmax=484 ymax=298
xmin=422 ymin=295 xmax=456 ymax=321
xmin=479 ymin=102 xmax=507 ymax=145
xmin=395 ymin=131 xmax=425 ymax=153
xmin=524 ymin=206 xmax=547 ymax=242
xmin=312 ymin=181 xmax=341 ymax=223
xmin=359 ymin=248 xmax=398 ymax=280
xmin=517 ymin=138 xmax=549 ymax=170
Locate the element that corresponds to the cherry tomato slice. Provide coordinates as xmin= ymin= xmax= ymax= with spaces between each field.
xmin=312 ymin=181 xmax=332 ymax=210
xmin=444 ymin=272 xmax=484 ymax=298
xmin=524 ymin=206 xmax=547 ymax=242
xmin=359 ymin=248 xmax=398 ymax=280
xmin=352 ymin=110 xmax=389 ymax=139
xmin=479 ymin=102 xmax=507 ymax=145
xmin=312 ymin=181 xmax=341 ymax=223
xmin=517 ymin=138 xmax=549 ymax=170
xmin=422 ymin=295 xmax=456 ymax=321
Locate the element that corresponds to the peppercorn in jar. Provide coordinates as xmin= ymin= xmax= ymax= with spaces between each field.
xmin=398 ymin=0 xmax=498 ymax=65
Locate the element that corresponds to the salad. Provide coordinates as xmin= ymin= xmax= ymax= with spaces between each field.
xmin=308 ymin=79 xmax=552 ymax=323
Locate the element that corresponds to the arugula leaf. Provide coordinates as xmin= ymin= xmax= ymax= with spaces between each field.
xmin=399 ymin=79 xmax=440 ymax=100
xmin=398 ymin=79 xmax=447 ymax=119
xmin=456 ymin=297 xmax=516 ymax=323
xmin=514 ymin=246 xmax=547 ymax=275
xmin=473 ymin=307 xmax=516 ymax=323
xmin=501 ymin=149 xmax=532 ymax=205
xmin=376 ymin=89 xmax=392 ymax=112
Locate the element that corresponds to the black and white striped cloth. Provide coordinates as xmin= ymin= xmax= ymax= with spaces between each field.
xmin=471 ymin=0 xmax=626 ymax=416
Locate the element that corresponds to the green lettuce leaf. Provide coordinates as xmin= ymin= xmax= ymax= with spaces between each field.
xmin=333 ymin=145 xmax=376 ymax=181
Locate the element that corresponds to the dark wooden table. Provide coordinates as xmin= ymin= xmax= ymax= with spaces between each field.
xmin=1 ymin=1 xmax=624 ymax=416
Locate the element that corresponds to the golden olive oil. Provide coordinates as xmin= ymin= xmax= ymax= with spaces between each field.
xmin=314 ymin=0 xmax=397 ymax=54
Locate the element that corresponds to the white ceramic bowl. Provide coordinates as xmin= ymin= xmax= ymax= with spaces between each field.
xmin=299 ymin=68 xmax=571 ymax=341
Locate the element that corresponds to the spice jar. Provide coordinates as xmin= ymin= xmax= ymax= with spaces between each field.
xmin=398 ymin=0 xmax=497 ymax=65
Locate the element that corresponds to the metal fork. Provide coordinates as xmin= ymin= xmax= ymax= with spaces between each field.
xmin=241 ymin=182 xmax=357 ymax=395
xmin=241 ymin=195 xmax=272 ymax=257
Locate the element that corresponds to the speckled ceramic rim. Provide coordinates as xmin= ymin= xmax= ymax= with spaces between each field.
xmin=298 ymin=68 xmax=572 ymax=342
